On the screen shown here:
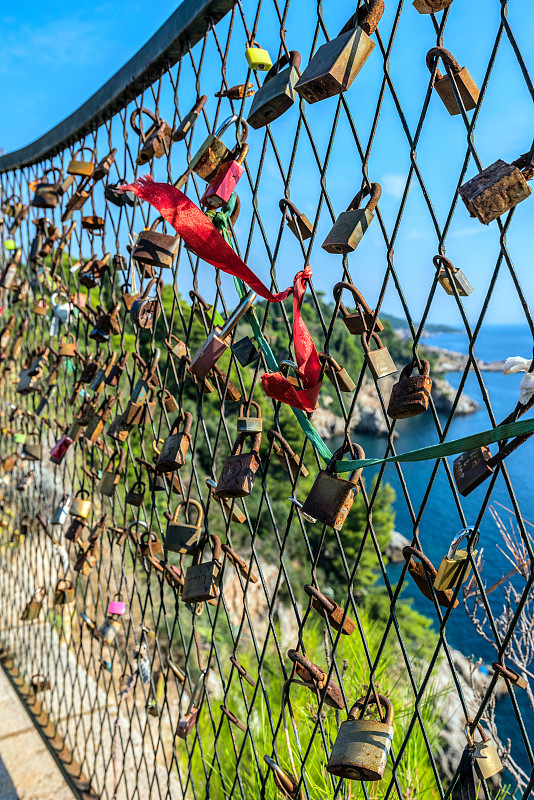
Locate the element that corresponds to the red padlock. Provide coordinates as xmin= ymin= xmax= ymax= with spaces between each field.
xmin=201 ymin=144 xmax=249 ymax=210
xmin=50 ymin=434 xmax=73 ymax=465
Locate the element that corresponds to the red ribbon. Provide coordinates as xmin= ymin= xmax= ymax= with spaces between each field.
xmin=121 ymin=176 xmax=321 ymax=412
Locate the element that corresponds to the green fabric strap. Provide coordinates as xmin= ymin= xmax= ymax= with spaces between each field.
xmin=333 ymin=416 xmax=534 ymax=473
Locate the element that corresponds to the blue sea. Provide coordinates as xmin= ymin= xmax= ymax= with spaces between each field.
xmin=333 ymin=324 xmax=534 ymax=778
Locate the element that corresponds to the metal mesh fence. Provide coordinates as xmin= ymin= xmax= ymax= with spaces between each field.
xmin=0 ymin=0 xmax=533 ymax=798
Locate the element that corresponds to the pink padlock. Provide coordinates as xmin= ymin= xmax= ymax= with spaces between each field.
xmin=50 ymin=435 xmax=73 ymax=465
xmin=108 ymin=600 xmax=126 ymax=615
xmin=200 ymin=144 xmax=249 ymax=210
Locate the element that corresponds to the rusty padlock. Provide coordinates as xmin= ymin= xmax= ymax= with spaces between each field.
xmin=32 ymin=168 xmax=62 ymax=208
xmin=174 ymin=95 xmax=207 ymax=141
xmin=491 ymin=662 xmax=528 ymax=691
xmin=125 ymin=480 xmax=146 ymax=507
xmin=90 ymin=303 xmax=121 ymax=342
xmin=165 ymin=499 xmax=203 ymax=554
xmin=97 ymin=449 xmax=126 ymax=497
xmin=155 ymin=412 xmax=193 ymax=473
xmin=54 ymin=579 xmax=75 ymax=605
xmin=181 ymin=534 xmax=223 ymax=603
xmin=362 ymin=331 xmax=397 ymax=380
xmin=190 ymin=291 xmax=256 ymax=380
xmin=79 ymin=253 xmax=111 ymax=288
xmin=433 ymin=254 xmax=473 ymax=296
xmin=65 ymin=518 xmax=86 ymax=543
xmin=21 ymin=433 xmax=42 ymax=461
xmin=279 ymin=198 xmax=313 ymax=240
xmin=322 ymin=183 xmax=381 ymax=254
xmin=67 ymin=145 xmax=95 ymax=176
xmin=303 ymin=584 xmax=355 ymax=635
xmin=157 ymin=388 xmax=178 ymax=414
xmin=327 ymin=695 xmax=394 ymax=781
xmin=176 ymin=670 xmax=208 ymax=739
xmin=301 ymin=442 xmax=364 ymax=530
xmin=319 ymin=353 xmax=355 ymax=393
xmin=459 ymin=151 xmax=533 ymax=224
xmin=206 ymin=478 xmax=246 ymax=524
xmin=85 ymin=396 xmax=116 ymax=441
xmin=402 ymin=546 xmax=458 ymax=608
xmin=130 ymin=107 xmax=173 ymax=164
xmin=333 ymin=281 xmax=383 ymax=335
xmin=165 ymin=334 xmax=188 ymax=361
xmin=267 ymin=430 xmax=308 ymax=480
xmin=287 ymin=649 xmax=344 ymax=709
xmin=92 ymin=148 xmax=117 ymax=181
xmin=295 ymin=2 xmax=384 ymax=103
xmin=237 ymin=401 xmax=262 ymax=433
xmin=387 ymin=360 xmax=432 ymax=419
xmin=139 ymin=531 xmax=163 ymax=558
xmin=189 ymin=115 xmax=248 ymax=182
xmin=413 ymin=0 xmax=453 ymax=12
xmin=21 ymin=587 xmax=46 ymax=621
xmin=427 ymin=47 xmax=479 ymax=115
xmin=130 ymin=278 xmax=162 ymax=330
xmin=58 ymin=333 xmax=78 ymax=357
xmin=214 ymin=432 xmax=262 ymax=499
xmin=132 ymin=217 xmax=180 ymax=270
xmin=248 ymin=51 xmax=302 ymax=129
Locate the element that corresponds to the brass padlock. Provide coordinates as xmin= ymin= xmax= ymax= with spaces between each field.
xmin=295 ymin=2 xmax=384 ymax=103
xmin=158 ymin=388 xmax=178 ymax=414
xmin=322 ymin=183 xmax=381 ymax=254
xmin=97 ymin=449 xmax=126 ymax=497
xmin=333 ymin=281 xmax=383 ymax=335
xmin=81 ymin=215 xmax=105 ymax=232
xmin=237 ymin=401 xmax=262 ymax=433
xmin=433 ymin=254 xmax=473 ymax=296
xmin=303 ymin=584 xmax=355 ymax=635
xmin=189 ymin=115 xmax=248 ymax=182
xmin=453 ymin=446 xmax=494 ymax=496
xmin=267 ymin=430 xmax=308 ymax=480
xmin=70 ymin=488 xmax=91 ymax=519
xmin=85 ymin=396 xmax=116 ymax=441
xmin=125 ymin=480 xmax=146 ymax=507
xmin=212 ymin=365 xmax=242 ymax=402
xmin=427 ymin=47 xmax=479 ymax=116
xmin=279 ymin=198 xmax=313 ymax=240
xmin=174 ymin=95 xmax=207 ymax=141
xmin=58 ymin=333 xmax=78 ymax=357
xmin=54 ymin=579 xmax=75 ymax=605
xmin=433 ymin=527 xmax=478 ymax=591
xmin=176 ymin=670 xmax=208 ymax=739
xmin=165 ymin=334 xmax=188 ymax=361
xmin=165 ymin=499 xmax=203 ymax=554
xmin=67 ymin=145 xmax=95 ymax=176
xmin=132 ymin=216 xmax=180 ymax=270
xmin=248 ymin=51 xmax=301 ymax=129
xmin=21 ymin=433 xmax=42 ymax=461
xmin=319 ymin=353 xmax=355 ymax=393
xmin=287 ymin=649 xmax=344 ymax=709
xmin=465 ymin=723 xmax=503 ymax=780
xmin=362 ymin=331 xmax=397 ymax=380
xmin=155 ymin=412 xmax=193 ymax=473
xmin=190 ymin=291 xmax=257 ymax=380
xmin=130 ymin=107 xmax=172 ymax=164
xmin=139 ymin=531 xmax=163 ymax=558
xmin=301 ymin=442 xmax=364 ymax=530
xmin=61 ymin=189 xmax=90 ymax=221
xmin=459 ymin=152 xmax=533 ymax=224
xmin=387 ymin=359 xmax=432 ymax=419
xmin=181 ymin=534 xmax=222 ymax=603
xmin=403 ymin=546 xmax=458 ymax=608
xmin=327 ymin=695 xmax=394 ymax=781
xmin=263 ymin=756 xmax=303 ymax=800
xmin=32 ymin=168 xmax=62 ymax=208
xmin=21 ymin=587 xmax=46 ymax=621
xmin=214 ymin=432 xmax=262 ymax=499
xmin=413 ymin=0 xmax=453 ymax=12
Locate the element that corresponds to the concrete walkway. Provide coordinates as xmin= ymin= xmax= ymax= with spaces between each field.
xmin=0 ymin=666 xmax=74 ymax=800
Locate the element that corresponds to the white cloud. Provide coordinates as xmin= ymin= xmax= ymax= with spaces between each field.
xmin=381 ymin=173 xmax=409 ymax=200
xmin=450 ymin=226 xmax=486 ymax=238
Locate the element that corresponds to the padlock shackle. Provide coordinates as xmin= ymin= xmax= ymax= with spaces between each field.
xmin=219 ymin=290 xmax=257 ymax=339
xmin=264 ymin=50 xmax=302 ymax=82
xmin=361 ymin=329 xmax=385 ymax=354
xmin=348 ymin=182 xmax=382 ymax=214
xmin=426 ymin=47 xmax=462 ymax=82
xmin=173 ymin=498 xmax=204 ymax=528
xmin=433 ymin=254 xmax=460 ymax=276
xmin=130 ymin=106 xmax=159 ymax=137
xmin=465 ymin=722 xmax=489 ymax=748
xmin=402 ymin=545 xmax=438 ymax=579
xmin=75 ymin=488 xmax=90 ymax=500
xmin=329 ymin=441 xmax=365 ymax=484
xmin=398 ymin=358 xmax=431 ymax=381
xmin=349 ymin=694 xmax=394 ymax=725
xmin=128 ymin=479 xmax=146 ymax=494
xmin=231 ymin=431 xmax=262 ymax=457
xmin=238 ymin=400 xmax=262 ymax=420
xmin=491 ymin=662 xmax=525 ymax=685
xmin=303 ymin=584 xmax=336 ymax=614
xmin=263 ymin=756 xmax=298 ymax=796
xmin=106 ymin=448 xmax=126 ymax=473
xmin=214 ymin=115 xmax=248 ymax=146
xmin=169 ymin=410 xmax=193 ymax=438
xmin=71 ymin=145 xmax=96 ymax=161
xmin=140 ymin=531 xmax=162 ymax=558
xmin=31 ymin=586 xmax=46 ymax=603
xmin=287 ymin=649 xmax=345 ymax=709
xmin=189 ymin=290 xmax=214 ymax=311
xmin=339 ymin=0 xmax=385 ymax=36
xmin=185 ymin=669 xmax=208 ymax=713
xmin=235 ymin=143 xmax=249 ymax=165
xmin=191 ymin=533 xmax=222 ymax=566
xmin=267 ymin=429 xmax=298 ymax=459
xmin=446 ymin=526 xmax=478 ymax=559
xmin=333 ymin=281 xmax=373 ymax=318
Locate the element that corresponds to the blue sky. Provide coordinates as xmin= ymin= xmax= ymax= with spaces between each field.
xmin=1 ymin=0 xmax=534 ymax=326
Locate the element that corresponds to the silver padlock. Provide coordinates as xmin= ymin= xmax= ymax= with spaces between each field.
xmin=52 ymin=494 xmax=71 ymax=525
xmin=327 ymin=694 xmax=394 ymax=781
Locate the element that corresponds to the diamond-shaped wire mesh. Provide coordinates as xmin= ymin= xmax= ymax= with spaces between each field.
xmin=0 ymin=1 xmax=533 ymax=799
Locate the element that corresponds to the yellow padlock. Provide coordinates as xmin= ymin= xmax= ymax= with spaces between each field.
xmin=245 ymin=41 xmax=273 ymax=71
